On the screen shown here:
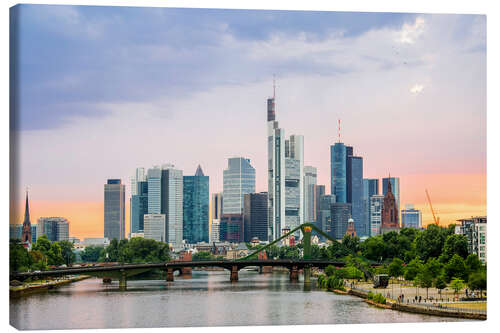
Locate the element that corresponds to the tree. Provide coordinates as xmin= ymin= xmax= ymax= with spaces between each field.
xmin=404 ymin=257 xmax=423 ymax=281
xmin=360 ymin=235 xmax=385 ymax=261
xmin=56 ymin=241 xmax=76 ymax=266
xmin=449 ymin=277 xmax=465 ymax=298
xmin=416 ymin=265 xmax=434 ymax=299
xmin=465 ymin=254 xmax=482 ymax=275
xmin=341 ymin=234 xmax=360 ymax=254
xmin=434 ymin=274 xmax=447 ymax=298
xmin=80 ymin=246 xmax=104 ymax=262
xmin=10 ymin=240 xmax=32 ymax=273
xmin=444 ymin=254 xmax=467 ymax=282
xmin=468 ymin=270 xmax=486 ymax=297
xmin=324 ymin=265 xmax=336 ymax=277
xmin=345 ymin=266 xmax=364 ymax=280
xmin=193 ymin=251 xmax=214 ymax=261
xmin=413 ymin=225 xmax=448 ymax=261
xmin=424 ymin=257 xmax=443 ymax=280
xmin=388 ymin=258 xmax=404 ymax=279
xmin=440 ymin=234 xmax=468 ymax=262
xmin=46 ymin=242 xmax=64 ymax=266
xmin=32 ymin=235 xmax=52 ymax=254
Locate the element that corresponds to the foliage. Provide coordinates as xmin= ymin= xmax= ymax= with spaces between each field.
xmin=465 ymin=254 xmax=482 ymax=274
xmin=341 ymin=234 xmax=360 ymax=253
xmin=413 ymin=225 xmax=451 ymax=261
xmin=424 ymin=257 xmax=444 ymax=280
xmin=367 ymin=292 xmax=386 ymax=304
xmin=440 ymin=234 xmax=469 ymax=262
xmin=193 ymin=251 xmax=215 ymax=261
xmin=10 ymin=240 xmax=32 ymax=273
xmin=415 ymin=264 xmax=434 ymax=298
xmin=80 ymin=246 xmax=105 ymax=262
xmin=434 ymin=274 xmax=447 ymax=291
xmin=467 ymin=270 xmax=486 ymax=295
xmin=324 ymin=265 xmax=336 ymax=277
xmin=56 ymin=241 xmax=76 ymax=266
xmin=326 ymin=275 xmax=345 ymax=290
xmin=449 ymin=277 xmax=465 ymax=294
xmin=100 ymin=237 xmax=170 ymax=263
xmin=388 ymin=258 xmax=404 ymax=278
xmin=32 ymin=235 xmax=64 ymax=266
xmin=444 ymin=254 xmax=467 ymax=282
xmin=404 ymin=257 xmax=423 ymax=281
xmin=345 ymin=266 xmax=364 ymax=280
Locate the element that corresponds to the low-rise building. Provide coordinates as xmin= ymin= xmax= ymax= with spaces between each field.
xmin=455 ymin=216 xmax=487 ymax=263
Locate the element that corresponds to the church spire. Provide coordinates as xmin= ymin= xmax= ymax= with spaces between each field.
xmin=21 ymin=189 xmax=32 ymax=246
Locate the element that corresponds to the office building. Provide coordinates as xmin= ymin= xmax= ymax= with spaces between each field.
xmin=363 ymin=178 xmax=379 ymax=236
xmin=210 ymin=219 xmax=220 ymax=243
xmin=303 ymin=166 xmax=317 ymax=223
xmin=144 ymin=214 xmax=166 ymax=242
xmin=147 ymin=167 xmax=162 ymax=214
xmin=223 ymin=157 xmax=256 ymax=214
xmin=243 ymin=192 xmax=268 ymax=242
xmin=83 ymin=237 xmax=110 ymax=247
xmin=130 ymin=167 xmax=146 ymax=196
xmin=104 ymin=179 xmax=126 ymax=241
xmin=369 ymin=195 xmax=384 ymax=236
xmin=455 ymin=216 xmax=487 ymax=263
xmin=161 ymin=164 xmax=184 ymax=249
xmin=317 ymin=194 xmax=335 ymax=237
xmin=401 ymin=204 xmax=422 ymax=229
xmin=183 ymin=165 xmax=209 ymax=244
xmin=330 ymin=142 xmax=353 ymax=202
xmin=38 ymin=217 xmax=69 ymax=242
xmin=211 ymin=193 xmax=223 ymax=221
xmin=314 ymin=185 xmax=326 ymax=224
xmin=380 ymin=179 xmax=399 ymax=234
xmin=267 ymin=89 xmax=304 ymax=241
xmin=9 ymin=224 xmax=36 ymax=242
xmin=130 ymin=180 xmax=148 ymax=235
xmin=331 ymin=202 xmax=351 ymax=240
xmin=220 ymin=214 xmax=244 ymax=243
xmin=348 ymin=156 xmax=365 ymax=236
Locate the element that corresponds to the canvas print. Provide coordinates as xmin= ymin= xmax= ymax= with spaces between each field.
xmin=9 ymin=4 xmax=487 ymax=330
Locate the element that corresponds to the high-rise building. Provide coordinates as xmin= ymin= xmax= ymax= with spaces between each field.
xmin=330 ymin=143 xmax=352 ymax=202
xmin=369 ymin=195 xmax=384 ymax=236
xmin=331 ymin=202 xmax=351 ymax=240
xmin=455 ymin=216 xmax=487 ymax=263
xmin=267 ymin=89 xmax=304 ymax=241
xmin=401 ymin=204 xmax=422 ymax=229
xmin=161 ymin=165 xmax=184 ymax=249
xmin=147 ymin=167 xmax=162 ymax=214
xmin=38 ymin=217 xmax=69 ymax=242
xmin=211 ymin=193 xmax=223 ymax=221
xmin=144 ymin=214 xmax=166 ymax=242
xmin=223 ymin=157 xmax=256 ymax=214
xmin=380 ymin=178 xmax=399 ymax=234
xmin=314 ymin=185 xmax=326 ymax=224
xmin=104 ymin=179 xmax=125 ymax=241
xmin=130 ymin=167 xmax=146 ymax=196
xmin=382 ymin=177 xmax=400 ymax=216
xmin=220 ymin=214 xmax=244 ymax=243
xmin=183 ymin=165 xmax=209 ymax=244
xmin=317 ymin=194 xmax=335 ymax=238
xmin=243 ymin=192 xmax=268 ymax=242
xmin=363 ymin=178 xmax=379 ymax=236
xmin=348 ymin=156 xmax=365 ymax=237
xmin=21 ymin=191 xmax=32 ymax=247
xmin=130 ymin=181 xmax=148 ymax=235
xmin=303 ymin=166 xmax=317 ymax=223
xmin=210 ymin=219 xmax=220 ymax=243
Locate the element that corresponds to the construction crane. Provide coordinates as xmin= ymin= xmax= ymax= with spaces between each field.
xmin=425 ymin=189 xmax=440 ymax=226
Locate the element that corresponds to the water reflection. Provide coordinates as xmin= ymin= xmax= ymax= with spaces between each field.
xmin=10 ymin=270 xmax=467 ymax=330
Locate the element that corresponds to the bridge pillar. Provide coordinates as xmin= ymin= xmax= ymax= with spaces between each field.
xmin=290 ymin=265 xmax=299 ymax=282
xmin=230 ymin=265 xmax=239 ymax=282
xmin=166 ymin=268 xmax=174 ymax=282
xmin=303 ymin=266 xmax=311 ymax=285
xmin=259 ymin=266 xmax=263 ymax=274
xmin=119 ymin=269 xmax=127 ymax=290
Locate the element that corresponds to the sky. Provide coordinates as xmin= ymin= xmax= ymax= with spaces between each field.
xmin=10 ymin=5 xmax=486 ymax=239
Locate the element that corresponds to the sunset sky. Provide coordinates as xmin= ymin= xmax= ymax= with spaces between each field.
xmin=10 ymin=5 xmax=486 ymax=240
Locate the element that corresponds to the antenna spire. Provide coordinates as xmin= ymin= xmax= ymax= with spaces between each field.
xmin=273 ymin=74 xmax=276 ymax=99
xmin=338 ymin=119 xmax=341 ymax=142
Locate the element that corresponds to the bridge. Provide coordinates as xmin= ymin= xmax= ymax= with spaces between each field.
xmin=10 ymin=223 xmax=375 ymax=289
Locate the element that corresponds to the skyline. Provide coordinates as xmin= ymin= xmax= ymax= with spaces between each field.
xmin=10 ymin=5 xmax=486 ymax=239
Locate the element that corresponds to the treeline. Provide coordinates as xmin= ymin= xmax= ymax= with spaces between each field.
xmin=80 ymin=238 xmax=170 ymax=263
xmin=10 ymin=235 xmax=75 ymax=273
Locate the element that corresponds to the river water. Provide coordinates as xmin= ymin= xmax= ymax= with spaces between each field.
xmin=10 ymin=270 xmax=465 ymax=330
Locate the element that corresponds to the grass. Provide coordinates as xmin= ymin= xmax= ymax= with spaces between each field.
xmin=441 ymin=302 xmax=486 ymax=311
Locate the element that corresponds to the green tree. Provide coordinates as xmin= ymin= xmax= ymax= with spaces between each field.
xmin=434 ymin=274 xmax=447 ymax=298
xmin=193 ymin=251 xmax=214 ymax=261
xmin=388 ymin=258 xmax=404 ymax=279
xmin=440 ymin=234 xmax=468 ymax=262
xmin=56 ymin=241 xmax=76 ymax=266
xmin=449 ymin=277 xmax=465 ymax=298
xmin=360 ymin=235 xmax=385 ymax=261
xmin=444 ymin=254 xmax=467 ymax=282
xmin=10 ymin=240 xmax=32 ymax=273
xmin=413 ymin=225 xmax=448 ymax=261
xmin=416 ymin=265 xmax=434 ymax=299
xmin=404 ymin=257 xmax=423 ymax=281
xmin=465 ymin=254 xmax=482 ymax=275
xmin=425 ymin=257 xmax=443 ymax=280
xmin=345 ymin=266 xmax=364 ymax=280
xmin=342 ymin=234 xmax=360 ymax=254
xmin=80 ymin=246 xmax=105 ymax=262
xmin=46 ymin=242 xmax=64 ymax=266
xmin=468 ymin=270 xmax=486 ymax=297
xmin=32 ymin=235 xmax=52 ymax=254
xmin=324 ymin=265 xmax=336 ymax=277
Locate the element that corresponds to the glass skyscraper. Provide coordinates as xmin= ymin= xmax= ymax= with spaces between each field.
xmin=349 ymin=156 xmax=365 ymax=237
xmin=303 ymin=166 xmax=317 ymax=223
xmin=401 ymin=204 xmax=422 ymax=229
xmin=243 ymin=192 xmax=268 ymax=242
xmin=104 ymin=179 xmax=125 ymax=241
xmin=130 ymin=181 xmax=148 ymax=235
xmin=331 ymin=202 xmax=351 ymax=240
xmin=147 ymin=167 xmax=162 ymax=214
xmin=330 ymin=143 xmax=348 ymax=202
xmin=223 ymin=157 xmax=256 ymax=214
xmin=363 ymin=178 xmax=379 ymax=236
xmin=183 ymin=165 xmax=209 ymax=244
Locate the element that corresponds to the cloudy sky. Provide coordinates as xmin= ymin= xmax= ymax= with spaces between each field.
xmin=10 ymin=5 xmax=486 ymax=239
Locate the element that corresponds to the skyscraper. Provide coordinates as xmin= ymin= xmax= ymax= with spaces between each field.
xmin=314 ymin=185 xmax=326 ymax=224
xmin=331 ymin=202 xmax=351 ymax=240
xmin=348 ymin=156 xmax=365 ymax=236
xmin=161 ymin=164 xmax=184 ymax=249
xmin=303 ymin=166 xmax=317 ymax=223
xmin=330 ymin=142 xmax=348 ymax=202
xmin=144 ymin=214 xmax=166 ymax=242
xmin=369 ymin=195 xmax=384 ymax=236
xmin=401 ymin=204 xmax=422 ymax=229
xmin=38 ymin=217 xmax=69 ymax=242
xmin=211 ymin=192 xmax=223 ymax=221
xmin=130 ymin=167 xmax=146 ymax=196
xmin=317 ymin=193 xmax=335 ymax=238
xmin=267 ymin=88 xmax=304 ymax=241
xmin=381 ymin=178 xmax=400 ymax=234
xmin=104 ymin=179 xmax=125 ymax=241
xmin=220 ymin=214 xmax=244 ymax=243
xmin=243 ymin=192 xmax=268 ymax=242
xmin=21 ymin=191 xmax=32 ymax=247
xmin=183 ymin=165 xmax=209 ymax=244
xmin=130 ymin=181 xmax=148 ymax=235
xmin=147 ymin=167 xmax=162 ymax=214
xmin=223 ymin=157 xmax=256 ymax=214
xmin=363 ymin=178 xmax=379 ymax=236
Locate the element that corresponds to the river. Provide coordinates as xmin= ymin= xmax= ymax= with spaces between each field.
xmin=10 ymin=270 xmax=466 ymax=330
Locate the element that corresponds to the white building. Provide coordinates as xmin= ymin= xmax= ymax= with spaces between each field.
xmin=130 ymin=167 xmax=146 ymax=196
xmin=267 ymin=90 xmax=304 ymax=241
xmin=455 ymin=216 xmax=487 ymax=263
xmin=144 ymin=214 xmax=166 ymax=242
xmin=401 ymin=204 xmax=422 ymax=229
xmin=83 ymin=237 xmax=110 ymax=247
xmin=222 ymin=157 xmax=256 ymax=214
xmin=475 ymin=222 xmax=487 ymax=263
xmin=162 ymin=165 xmax=184 ymax=250
xmin=210 ymin=219 xmax=220 ymax=243
xmin=369 ymin=195 xmax=384 ymax=236
xmin=303 ymin=166 xmax=317 ymax=223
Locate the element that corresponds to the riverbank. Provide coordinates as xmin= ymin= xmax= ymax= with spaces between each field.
xmin=10 ymin=275 xmax=90 ymax=298
xmin=342 ymin=286 xmax=486 ymax=320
